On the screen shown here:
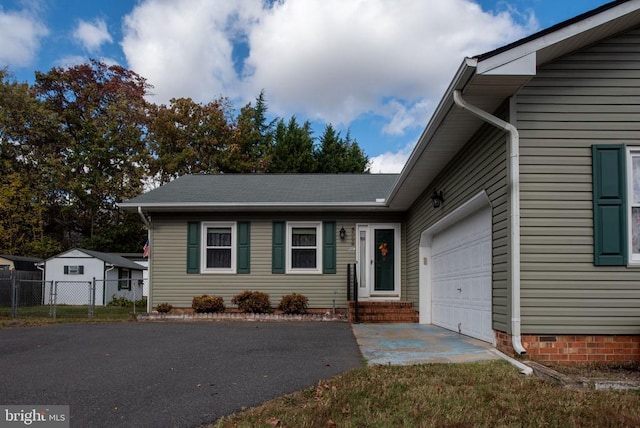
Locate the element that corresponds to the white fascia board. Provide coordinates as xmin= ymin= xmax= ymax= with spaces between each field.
xmin=477 ymin=1 xmax=640 ymax=74
xmin=119 ymin=201 xmax=389 ymax=212
xmin=479 ymin=51 xmax=536 ymax=76
xmin=385 ymin=58 xmax=477 ymax=206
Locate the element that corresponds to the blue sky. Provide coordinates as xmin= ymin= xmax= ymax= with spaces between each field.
xmin=1 ymin=0 xmax=612 ymax=172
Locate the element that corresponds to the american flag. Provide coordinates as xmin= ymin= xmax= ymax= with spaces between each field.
xmin=143 ymin=240 xmax=149 ymax=258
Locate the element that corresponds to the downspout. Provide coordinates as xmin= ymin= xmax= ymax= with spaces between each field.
xmin=137 ymin=207 xmax=151 ymax=229
xmin=452 ymin=90 xmax=526 ymax=355
xmin=105 ymin=263 xmax=115 ymax=306
xmin=36 ymin=263 xmax=45 ymax=305
xmin=137 ymin=207 xmax=152 ymax=313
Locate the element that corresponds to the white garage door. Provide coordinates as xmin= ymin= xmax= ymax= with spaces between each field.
xmin=431 ymin=206 xmax=493 ymax=343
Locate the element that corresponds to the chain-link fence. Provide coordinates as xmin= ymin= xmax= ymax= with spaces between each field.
xmin=1 ymin=272 xmax=148 ymax=320
xmin=96 ymin=278 xmax=147 ymax=314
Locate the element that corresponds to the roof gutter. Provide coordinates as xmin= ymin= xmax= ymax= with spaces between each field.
xmin=452 ymin=89 xmax=526 ymax=355
xmin=137 ymin=207 xmax=152 ymax=314
xmin=121 ymin=201 xmax=392 ymax=213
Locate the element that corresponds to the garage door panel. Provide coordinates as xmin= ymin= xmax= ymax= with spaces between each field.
xmin=432 ymin=206 xmax=493 ymax=343
xmin=433 ymin=303 xmax=460 ymax=333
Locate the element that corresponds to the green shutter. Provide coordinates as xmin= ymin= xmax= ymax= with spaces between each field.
xmin=272 ymin=221 xmax=285 ymax=274
xmin=592 ymin=145 xmax=627 ymax=266
xmin=186 ymin=222 xmax=201 ymax=274
xmin=237 ymin=221 xmax=250 ymax=274
xmin=323 ymin=221 xmax=337 ymax=274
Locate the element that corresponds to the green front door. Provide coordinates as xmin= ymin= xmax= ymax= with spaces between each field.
xmin=374 ymin=228 xmax=395 ymax=291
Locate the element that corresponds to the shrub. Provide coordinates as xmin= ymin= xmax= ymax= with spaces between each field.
xmin=232 ymin=290 xmax=273 ymax=313
xmin=136 ymin=297 xmax=147 ymax=309
xmin=278 ymin=293 xmax=309 ymax=315
xmin=156 ymin=302 xmax=173 ymax=313
xmin=108 ymin=295 xmax=132 ymax=307
xmin=192 ymin=295 xmax=226 ymax=313
xmin=107 ymin=295 xmax=147 ymax=308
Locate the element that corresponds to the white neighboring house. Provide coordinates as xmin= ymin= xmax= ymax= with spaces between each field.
xmin=39 ymin=248 xmax=146 ymax=306
xmin=135 ymin=260 xmax=149 ymax=297
xmin=118 ymin=253 xmax=149 ymax=297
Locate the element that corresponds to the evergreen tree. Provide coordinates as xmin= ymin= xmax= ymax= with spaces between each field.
xmin=315 ymin=125 xmax=370 ymax=173
xmin=227 ymin=90 xmax=275 ymax=172
xmin=269 ymin=117 xmax=316 ymax=173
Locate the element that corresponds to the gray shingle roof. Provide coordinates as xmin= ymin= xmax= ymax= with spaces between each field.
xmin=121 ymin=174 xmax=399 ymax=209
xmin=0 ymin=254 xmax=43 ymax=271
xmin=0 ymin=254 xmax=42 ymax=263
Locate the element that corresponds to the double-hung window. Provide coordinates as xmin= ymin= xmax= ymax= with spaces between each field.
xmin=118 ymin=268 xmax=132 ymax=290
xmin=628 ymin=148 xmax=640 ymax=264
xmin=202 ymin=222 xmax=236 ymax=273
xmin=287 ymin=222 xmax=322 ymax=273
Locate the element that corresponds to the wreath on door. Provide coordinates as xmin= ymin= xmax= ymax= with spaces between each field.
xmin=378 ymin=242 xmax=389 ymax=260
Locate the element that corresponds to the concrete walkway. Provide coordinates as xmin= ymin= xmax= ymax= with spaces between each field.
xmin=352 ymin=323 xmax=501 ymax=365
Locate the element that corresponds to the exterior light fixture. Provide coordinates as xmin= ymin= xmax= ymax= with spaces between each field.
xmin=339 ymin=227 xmax=346 ymax=240
xmin=431 ymin=190 xmax=444 ymax=208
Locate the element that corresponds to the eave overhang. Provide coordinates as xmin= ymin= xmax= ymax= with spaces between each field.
xmin=119 ymin=201 xmax=396 ymax=213
xmin=386 ymin=0 xmax=640 ymax=211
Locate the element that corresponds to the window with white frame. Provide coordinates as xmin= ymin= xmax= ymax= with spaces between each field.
xmin=64 ymin=265 xmax=84 ymax=275
xmin=628 ymin=149 xmax=640 ymax=264
xmin=287 ymin=222 xmax=322 ymax=273
xmin=118 ymin=268 xmax=131 ymax=290
xmin=202 ymin=222 xmax=236 ymax=273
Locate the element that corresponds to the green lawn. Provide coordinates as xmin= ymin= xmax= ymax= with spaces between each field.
xmin=0 ymin=305 xmax=138 ymax=327
xmin=213 ymin=360 xmax=640 ymax=428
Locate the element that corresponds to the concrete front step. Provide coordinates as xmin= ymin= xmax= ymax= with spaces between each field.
xmin=348 ymin=301 xmax=419 ymax=323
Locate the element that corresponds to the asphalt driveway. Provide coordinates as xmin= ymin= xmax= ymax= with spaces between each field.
xmin=0 ymin=322 xmax=363 ymax=427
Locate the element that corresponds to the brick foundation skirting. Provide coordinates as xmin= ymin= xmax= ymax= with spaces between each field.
xmin=496 ymin=331 xmax=640 ymax=364
xmin=138 ymin=311 xmax=348 ymax=322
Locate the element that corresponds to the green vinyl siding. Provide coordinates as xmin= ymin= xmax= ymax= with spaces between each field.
xmin=148 ymin=213 xmax=401 ymax=309
xmin=516 ymin=28 xmax=640 ymax=334
xmin=405 ymin=115 xmax=510 ymax=332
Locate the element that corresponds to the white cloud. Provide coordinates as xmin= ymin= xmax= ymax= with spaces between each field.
xmin=73 ymin=18 xmax=113 ymax=53
xmin=382 ymin=98 xmax=433 ymax=136
xmin=369 ymin=143 xmax=416 ymax=174
xmin=0 ymin=6 xmax=48 ymax=67
xmin=55 ymin=55 xmax=88 ymax=69
xmin=121 ymin=0 xmax=535 ymax=133
xmin=55 ymin=55 xmax=120 ymax=69
xmin=122 ymin=0 xmax=263 ymax=104
xmin=244 ymin=0 xmax=534 ymax=128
